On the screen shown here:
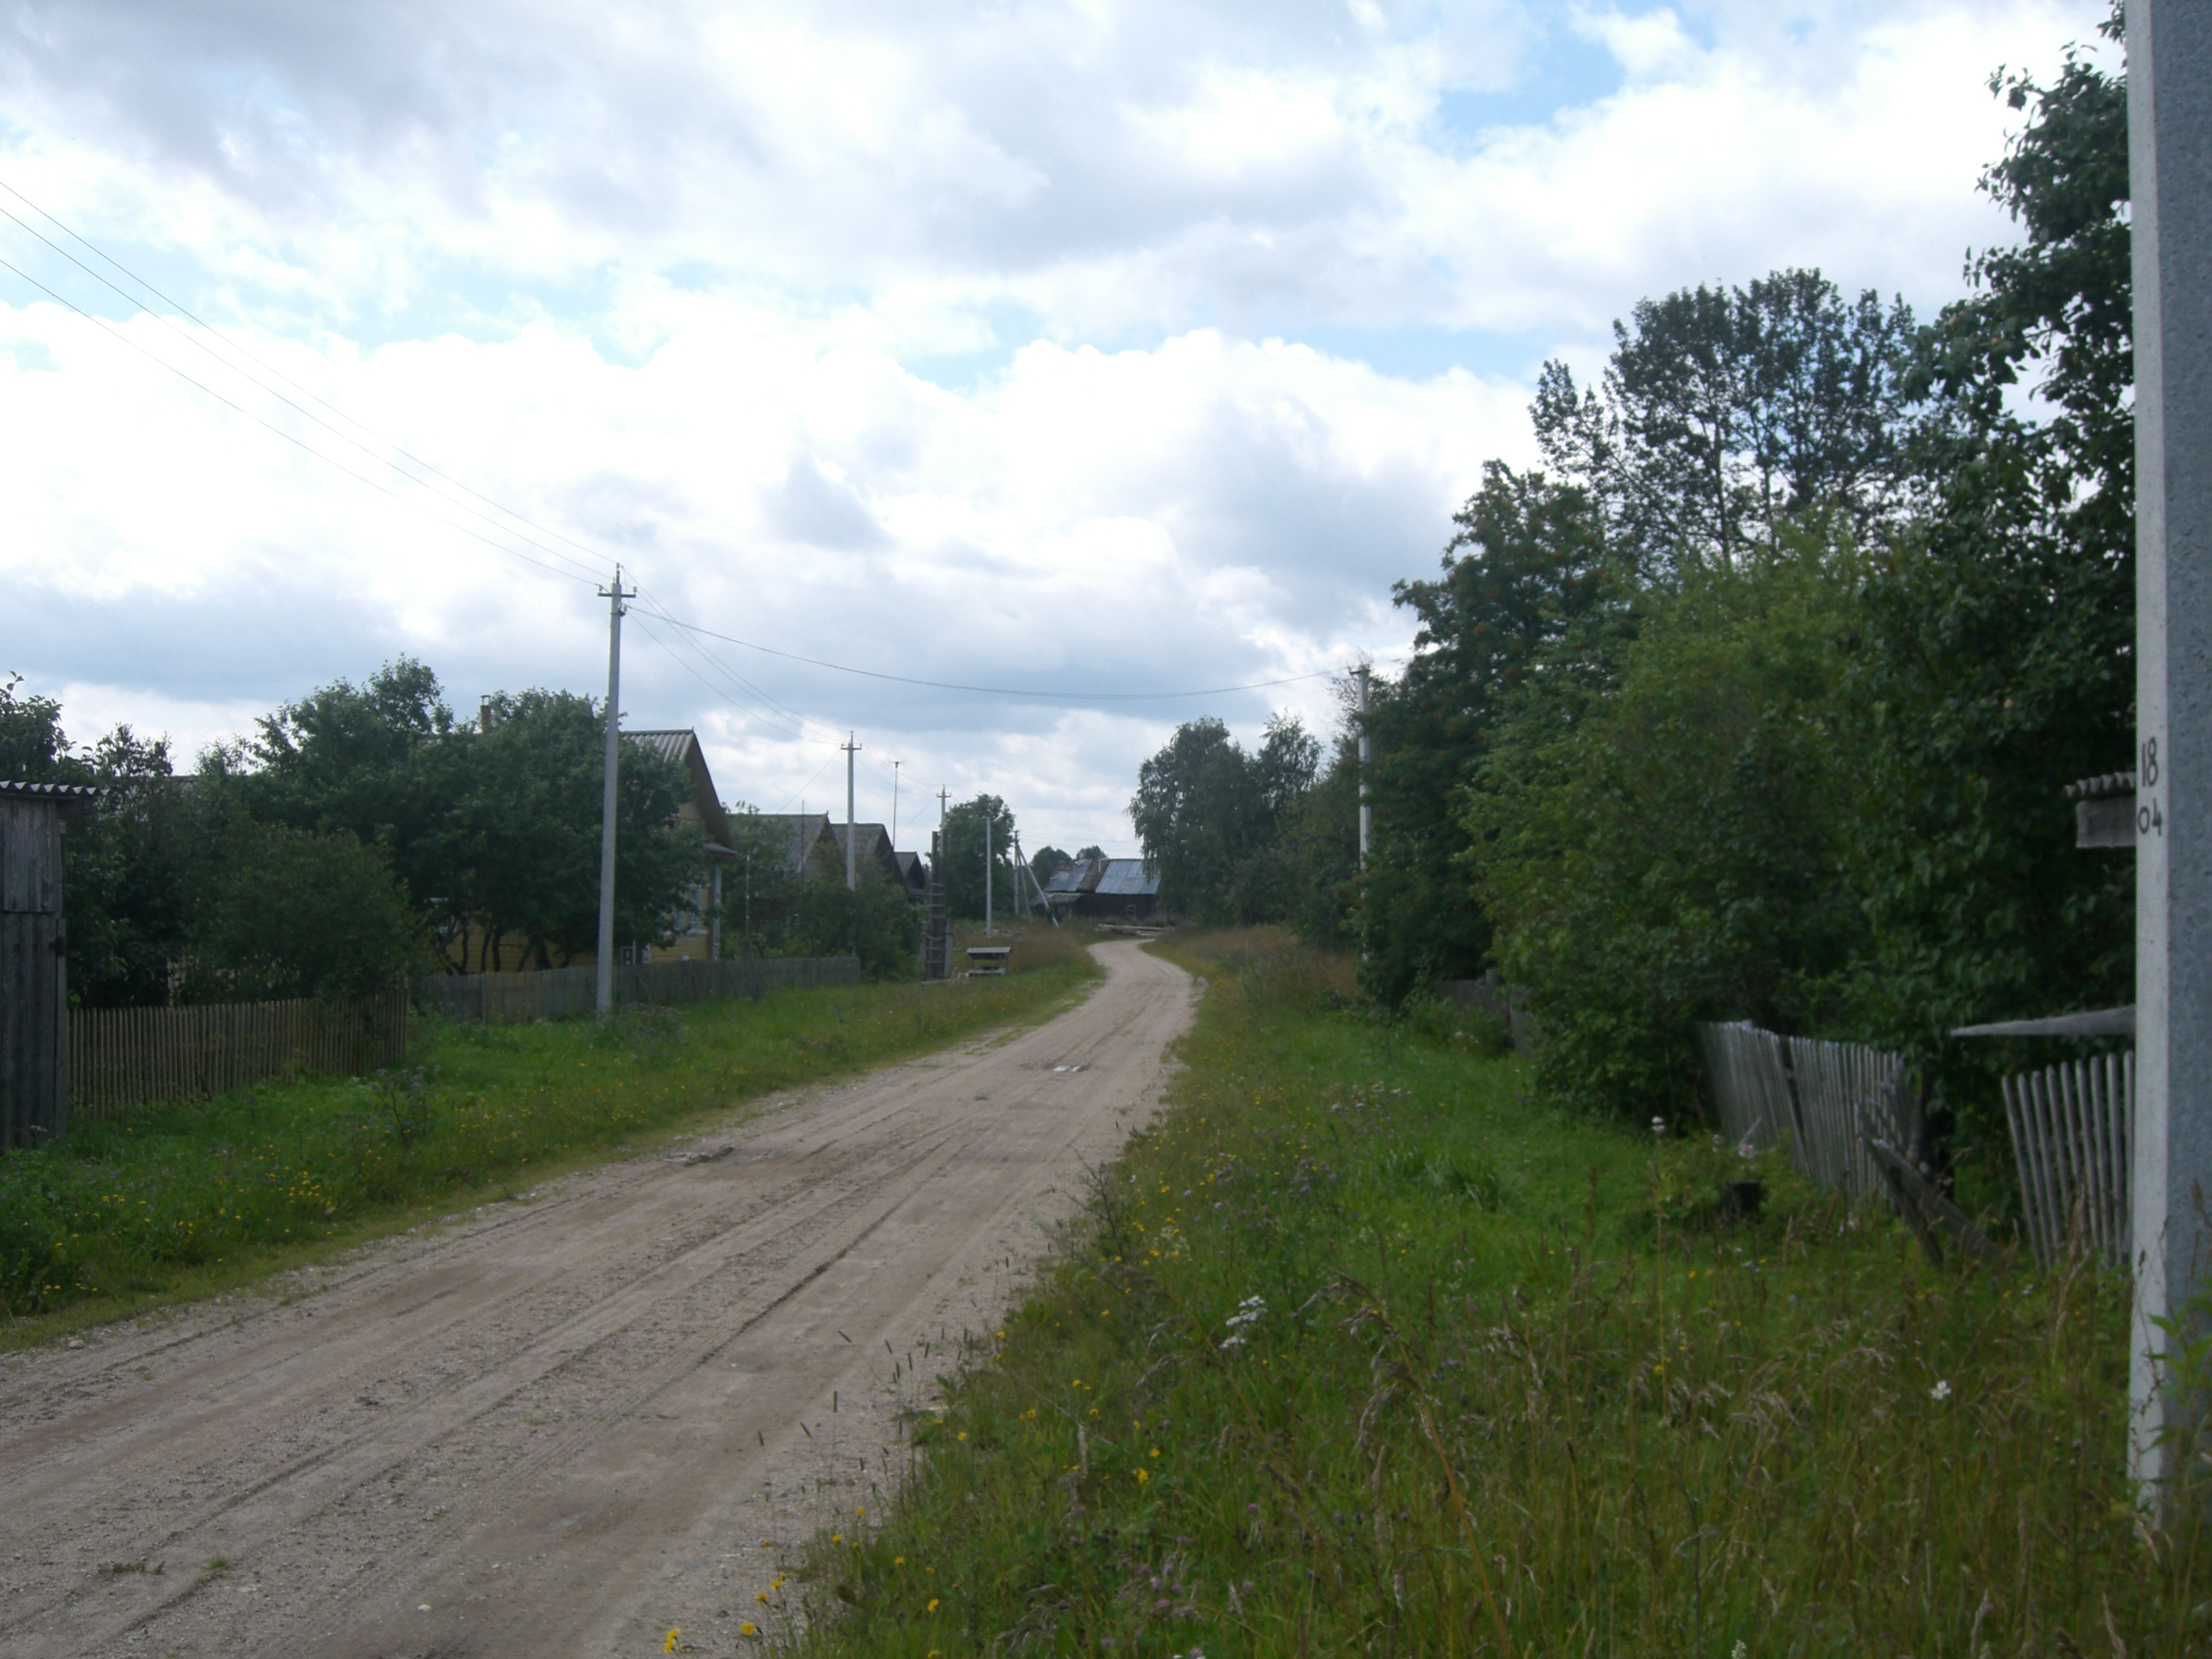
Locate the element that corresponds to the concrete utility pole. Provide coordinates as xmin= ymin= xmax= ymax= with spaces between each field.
xmin=2131 ymin=0 xmax=2212 ymax=1500
xmin=595 ymin=567 xmax=634 ymax=1020
xmin=891 ymin=760 xmax=901 ymax=848
xmin=842 ymin=733 xmax=860 ymax=890
xmin=984 ymin=808 xmax=994 ymax=935
xmin=1355 ymin=662 xmax=1372 ymax=866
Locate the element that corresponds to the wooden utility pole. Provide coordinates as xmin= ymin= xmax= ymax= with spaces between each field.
xmin=2129 ymin=0 xmax=2212 ymax=1499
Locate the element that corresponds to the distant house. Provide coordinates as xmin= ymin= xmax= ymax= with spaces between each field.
xmin=893 ymin=850 xmax=928 ymax=903
xmin=625 ymin=730 xmax=742 ymax=962
xmin=1039 ymin=856 xmax=1160 ymax=920
xmin=747 ymin=814 xmax=917 ymax=894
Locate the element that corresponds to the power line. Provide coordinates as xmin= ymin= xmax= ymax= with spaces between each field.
xmin=0 ymin=181 xmax=1368 ymax=716
xmin=634 ymin=606 xmax=1334 ymax=702
xmin=0 ymin=176 xmax=611 ymax=588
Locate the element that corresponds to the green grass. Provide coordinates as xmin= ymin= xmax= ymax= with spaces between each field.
xmin=1 ymin=921 xmax=1098 ymax=1344
xmin=781 ymin=928 xmax=2212 ymax=1658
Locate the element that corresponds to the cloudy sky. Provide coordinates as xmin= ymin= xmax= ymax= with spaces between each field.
xmin=0 ymin=0 xmax=2106 ymax=855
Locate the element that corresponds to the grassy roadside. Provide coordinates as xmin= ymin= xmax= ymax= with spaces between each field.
xmin=1 ymin=922 xmax=1098 ymax=1347
xmin=783 ymin=928 xmax=2209 ymax=1658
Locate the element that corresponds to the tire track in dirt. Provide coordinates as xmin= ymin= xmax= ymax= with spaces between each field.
xmin=0 ymin=939 xmax=1192 ymax=1658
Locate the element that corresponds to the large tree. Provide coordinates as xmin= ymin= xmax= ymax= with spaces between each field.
xmin=1130 ymin=715 xmax=1316 ymax=924
xmin=1532 ymin=269 xmax=1919 ymax=572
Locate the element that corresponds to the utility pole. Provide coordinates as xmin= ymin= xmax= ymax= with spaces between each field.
xmin=842 ymin=733 xmax=860 ymax=890
xmin=2130 ymin=0 xmax=2212 ymax=1502
xmin=1355 ymin=662 xmax=1372 ymax=868
xmin=891 ymin=760 xmax=901 ymax=848
xmin=984 ymin=808 xmax=994 ymax=935
xmin=594 ymin=567 xmax=634 ymax=1020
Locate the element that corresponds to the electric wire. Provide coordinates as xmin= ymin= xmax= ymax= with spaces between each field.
xmin=0 ymin=177 xmax=611 ymax=588
xmin=633 ymin=606 xmax=1335 ymax=702
xmin=0 ymin=181 xmax=1374 ymax=717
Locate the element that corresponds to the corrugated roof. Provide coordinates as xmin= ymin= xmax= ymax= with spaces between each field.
xmin=2065 ymin=771 xmax=2136 ymax=801
xmin=0 ymin=780 xmax=103 ymax=800
xmin=623 ymin=729 xmax=694 ymax=767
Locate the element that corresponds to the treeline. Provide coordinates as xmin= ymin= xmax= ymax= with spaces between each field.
xmin=1133 ymin=14 xmax=2130 ymax=1153
xmin=4 ymin=660 xmax=703 ymax=1005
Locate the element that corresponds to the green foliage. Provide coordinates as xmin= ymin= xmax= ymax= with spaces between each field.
xmin=1028 ymin=845 xmax=1069 ymax=886
xmin=781 ymin=877 xmax=923 ymax=981
xmin=1129 ymin=714 xmax=1318 ymax=924
xmin=786 ymin=935 xmax=2200 ymax=1658
xmin=1475 ymin=542 xmax=1871 ymax=1118
xmin=1362 ymin=463 xmax=1622 ymax=1001
xmin=941 ymin=793 xmax=1018 ymax=920
xmin=1534 ymin=269 xmax=1918 ymax=569
xmin=0 ymin=673 xmax=69 ymax=778
xmin=182 ymin=820 xmax=428 ymax=1003
xmin=1838 ymin=12 xmax=2134 ymax=1159
xmin=0 ymin=954 xmax=1101 ymax=1326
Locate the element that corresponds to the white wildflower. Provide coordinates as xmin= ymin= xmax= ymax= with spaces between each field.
xmin=1930 ymin=1380 xmax=1952 ymax=1402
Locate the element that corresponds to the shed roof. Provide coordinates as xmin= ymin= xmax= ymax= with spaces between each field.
xmin=1092 ymin=858 xmax=1159 ymax=897
xmin=0 ymin=781 xmax=103 ymax=801
xmin=2065 ymin=771 xmax=2136 ymax=801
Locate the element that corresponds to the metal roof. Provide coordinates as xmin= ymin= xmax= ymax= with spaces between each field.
xmin=1092 ymin=858 xmax=1159 ymax=897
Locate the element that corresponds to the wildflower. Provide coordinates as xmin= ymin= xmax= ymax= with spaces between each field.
xmin=1930 ymin=1380 xmax=1952 ymax=1402
xmin=739 ymin=1622 xmax=757 ymax=1637
xmin=957 ymin=1431 xmax=968 ymax=1441
xmin=1732 ymin=1645 xmax=1748 ymax=1659
xmin=756 ymin=1592 xmax=770 ymax=1604
xmin=664 ymin=1629 xmax=680 ymax=1653
xmin=893 ymin=1558 xmax=904 ymax=1568
xmin=1737 ymin=1139 xmax=1757 ymax=1160
xmin=1650 ymin=1116 xmax=1668 ymax=1138
xmin=855 ymin=1506 xmax=866 ymax=1516
xmin=927 ymin=1598 xmax=940 ymax=1612
xmin=1136 ymin=1468 xmax=1150 ymax=1484
xmin=831 ymin=1534 xmax=842 ymax=1544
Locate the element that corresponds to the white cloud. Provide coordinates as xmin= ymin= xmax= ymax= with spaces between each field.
xmin=0 ymin=0 xmax=2114 ymax=850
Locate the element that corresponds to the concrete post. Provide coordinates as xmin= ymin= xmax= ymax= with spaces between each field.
xmin=1356 ymin=663 xmax=1372 ymax=866
xmin=594 ymin=568 xmax=633 ymax=1019
xmin=842 ymin=734 xmax=859 ymax=891
xmin=2131 ymin=0 xmax=2212 ymax=1498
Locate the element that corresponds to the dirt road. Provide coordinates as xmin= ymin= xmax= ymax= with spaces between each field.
xmin=0 ymin=939 xmax=1193 ymax=1658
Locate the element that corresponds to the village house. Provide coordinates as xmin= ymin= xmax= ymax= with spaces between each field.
xmin=1038 ymin=855 xmax=1160 ymax=920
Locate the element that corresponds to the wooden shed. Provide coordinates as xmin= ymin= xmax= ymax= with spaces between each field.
xmin=1 ymin=781 xmax=98 ymax=1152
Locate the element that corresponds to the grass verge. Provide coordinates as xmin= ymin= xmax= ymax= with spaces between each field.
xmin=1 ymin=921 xmax=1098 ymax=1345
xmin=782 ymin=927 xmax=2211 ymax=1657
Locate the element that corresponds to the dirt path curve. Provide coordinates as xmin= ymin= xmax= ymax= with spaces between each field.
xmin=0 ymin=939 xmax=1193 ymax=1659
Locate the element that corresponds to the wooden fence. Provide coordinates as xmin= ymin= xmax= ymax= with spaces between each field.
xmin=1692 ymin=1020 xmax=1909 ymax=1200
xmin=66 ymin=989 xmax=410 ymax=1125
xmin=2002 ymin=1053 xmax=2134 ymax=1269
xmin=417 ymin=954 xmax=860 ymax=1025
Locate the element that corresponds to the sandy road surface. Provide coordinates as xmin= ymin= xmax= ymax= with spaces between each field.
xmin=0 ymin=940 xmax=1193 ymax=1659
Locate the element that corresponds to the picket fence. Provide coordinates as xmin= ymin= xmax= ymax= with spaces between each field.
xmin=1691 ymin=1021 xmax=1908 ymax=1200
xmin=418 ymin=954 xmax=860 ymax=1025
xmin=1696 ymin=1018 xmax=2136 ymax=1270
xmin=67 ymin=989 xmax=410 ymax=1123
xmin=2003 ymin=1053 xmax=2134 ymax=1270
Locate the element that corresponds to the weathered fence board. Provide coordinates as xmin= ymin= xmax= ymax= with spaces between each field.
xmin=2002 ymin=1053 xmax=2133 ymax=1269
xmin=66 ymin=989 xmax=410 ymax=1123
xmin=417 ymin=954 xmax=860 ymax=1025
xmin=1693 ymin=1020 xmax=1905 ymax=1201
